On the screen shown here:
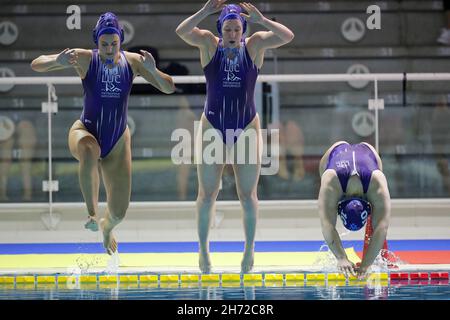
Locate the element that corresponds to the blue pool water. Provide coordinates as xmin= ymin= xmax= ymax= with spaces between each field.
xmin=1 ymin=240 xmax=449 ymax=300
xmin=1 ymin=283 xmax=449 ymax=300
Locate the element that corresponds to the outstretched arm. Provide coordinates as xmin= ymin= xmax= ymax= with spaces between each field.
xmin=31 ymin=48 xmax=90 ymax=77
xmin=175 ymin=0 xmax=225 ymax=47
xmin=131 ymin=50 xmax=175 ymax=94
xmin=357 ymin=171 xmax=391 ymax=278
xmin=241 ymin=2 xmax=294 ymax=50
xmin=318 ymin=171 xmax=356 ymax=276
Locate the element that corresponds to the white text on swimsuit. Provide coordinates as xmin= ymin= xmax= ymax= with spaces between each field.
xmin=171 ymin=121 xmax=280 ymax=176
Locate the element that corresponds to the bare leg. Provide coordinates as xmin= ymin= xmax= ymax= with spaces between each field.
xmin=232 ymin=116 xmax=262 ymax=273
xmin=17 ymin=121 xmax=37 ymax=201
xmin=68 ymin=120 xmax=101 ymax=231
xmin=196 ymin=115 xmax=225 ymax=273
xmin=233 ymin=162 xmax=260 ymax=273
xmin=196 ymin=162 xmax=224 ymax=273
xmin=0 ymin=138 xmax=13 ymax=201
xmin=99 ymin=128 xmax=132 ymax=255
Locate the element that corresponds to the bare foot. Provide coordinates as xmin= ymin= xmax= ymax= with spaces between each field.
xmin=84 ymin=216 xmax=99 ymax=232
xmin=241 ymin=250 xmax=254 ymax=273
xmin=199 ymin=251 xmax=211 ymax=274
xmin=100 ymin=218 xmax=117 ymax=255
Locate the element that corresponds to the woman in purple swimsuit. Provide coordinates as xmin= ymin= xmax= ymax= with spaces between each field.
xmin=318 ymin=141 xmax=391 ymax=278
xmin=176 ymin=1 xmax=294 ymax=273
xmin=31 ymin=12 xmax=175 ymax=255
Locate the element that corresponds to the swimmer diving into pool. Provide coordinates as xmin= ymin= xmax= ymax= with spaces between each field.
xmin=318 ymin=141 xmax=391 ymax=279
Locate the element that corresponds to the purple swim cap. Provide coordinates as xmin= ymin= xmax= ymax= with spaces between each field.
xmin=92 ymin=12 xmax=124 ymax=45
xmin=216 ymin=4 xmax=247 ymax=36
xmin=337 ymin=198 xmax=371 ymax=231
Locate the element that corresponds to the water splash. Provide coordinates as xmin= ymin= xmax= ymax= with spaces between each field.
xmin=370 ymin=249 xmax=405 ymax=272
xmin=104 ymin=251 xmax=120 ymax=274
xmin=313 ymin=230 xmax=353 ymax=272
xmin=313 ymin=243 xmax=338 ymax=272
xmin=75 ymin=254 xmax=102 ymax=273
xmin=69 ymin=241 xmax=102 ymax=274
xmin=64 ymin=266 xmax=81 ymax=289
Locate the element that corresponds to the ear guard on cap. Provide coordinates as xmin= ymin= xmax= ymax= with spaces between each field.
xmin=337 ymin=197 xmax=371 ymax=231
xmin=92 ymin=12 xmax=124 ymax=45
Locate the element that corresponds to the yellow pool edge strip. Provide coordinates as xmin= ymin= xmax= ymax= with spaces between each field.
xmin=201 ymin=274 xmax=220 ymax=282
xmin=139 ymin=274 xmax=158 ymax=283
xmin=80 ymin=275 xmax=97 ymax=283
xmin=285 ymin=273 xmax=305 ymax=282
xmin=0 ymin=276 xmax=14 ymax=284
xmin=16 ymin=276 xmax=35 ymax=284
xmin=0 ymin=248 xmax=361 ymax=269
xmin=222 ymin=274 xmax=241 ymax=282
xmin=243 ymin=274 xmax=263 ymax=282
xmin=119 ymin=275 xmax=138 ymax=283
xmin=180 ymin=274 xmax=200 ymax=283
xmin=36 ymin=276 xmax=56 ymax=284
xmin=306 ymin=273 xmax=326 ymax=281
xmin=265 ymin=274 xmax=283 ymax=282
xmin=0 ymin=272 xmax=400 ymax=288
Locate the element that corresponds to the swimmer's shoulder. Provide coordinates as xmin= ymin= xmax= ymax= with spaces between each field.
xmin=73 ymin=48 xmax=92 ymax=61
xmin=70 ymin=49 xmax=92 ymax=79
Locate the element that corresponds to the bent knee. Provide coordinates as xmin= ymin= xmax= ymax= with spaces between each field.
xmin=109 ymin=207 xmax=128 ymax=222
xmin=77 ymin=137 xmax=100 ymax=161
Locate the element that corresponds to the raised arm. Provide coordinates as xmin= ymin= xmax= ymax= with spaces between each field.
xmin=175 ymin=0 xmax=225 ymax=48
xmin=318 ymin=171 xmax=356 ymax=276
xmin=241 ymin=2 xmax=294 ymax=51
xmin=31 ymin=48 xmax=91 ymax=78
xmin=358 ymin=171 xmax=391 ymax=278
xmin=127 ymin=51 xmax=175 ymax=94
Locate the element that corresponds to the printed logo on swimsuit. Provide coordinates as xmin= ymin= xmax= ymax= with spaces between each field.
xmin=336 ymin=160 xmax=350 ymax=169
xmin=223 ymin=56 xmax=241 ymax=88
xmin=101 ymin=65 xmax=122 ymax=98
